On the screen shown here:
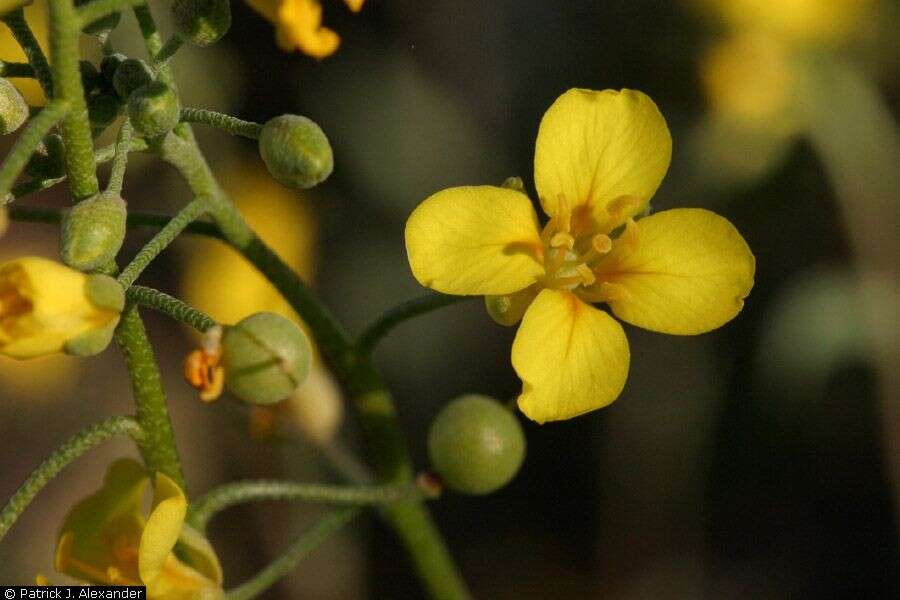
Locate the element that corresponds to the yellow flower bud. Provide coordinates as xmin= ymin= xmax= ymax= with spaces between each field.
xmin=0 ymin=257 xmax=123 ymax=359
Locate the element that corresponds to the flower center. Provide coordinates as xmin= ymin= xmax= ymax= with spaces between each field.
xmin=538 ymin=194 xmax=642 ymax=300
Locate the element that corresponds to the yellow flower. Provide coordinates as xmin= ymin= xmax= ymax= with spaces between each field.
xmin=55 ymin=459 xmax=223 ymax=598
xmin=699 ymin=0 xmax=871 ymax=45
xmin=0 ymin=0 xmax=48 ymax=105
xmin=405 ymin=89 xmax=755 ymax=423
xmin=244 ymin=0 xmax=363 ymax=58
xmin=0 ymin=257 xmax=122 ymax=359
xmin=701 ymin=32 xmax=797 ymax=127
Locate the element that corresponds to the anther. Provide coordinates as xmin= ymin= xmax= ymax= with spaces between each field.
xmin=591 ymin=234 xmax=613 ymax=254
xmin=576 ymin=264 xmax=596 ymax=286
xmin=599 ymin=282 xmax=631 ymax=303
xmin=550 ymin=232 xmax=575 ymax=250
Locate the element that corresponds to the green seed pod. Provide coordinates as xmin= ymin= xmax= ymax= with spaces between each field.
xmin=87 ymin=92 xmax=121 ymax=136
xmin=0 ymin=78 xmax=28 ymax=135
xmin=75 ymin=0 xmax=121 ymax=35
xmin=221 ymin=312 xmax=312 ymax=406
xmin=100 ymin=53 xmax=127 ymax=83
xmin=128 ymin=81 xmax=181 ymax=138
xmin=112 ymin=58 xmax=154 ymax=101
xmin=172 ymin=0 xmax=231 ymax=47
xmin=258 ymin=114 xmax=333 ymax=189
xmin=428 ymin=395 xmax=526 ymax=495
xmin=26 ymin=134 xmax=66 ymax=179
xmin=60 ymin=191 xmax=127 ymax=271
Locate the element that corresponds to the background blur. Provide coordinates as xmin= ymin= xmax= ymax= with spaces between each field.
xmin=1 ymin=0 xmax=898 ymax=597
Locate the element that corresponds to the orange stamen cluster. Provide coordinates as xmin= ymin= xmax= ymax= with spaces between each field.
xmin=184 ymin=326 xmax=225 ymax=402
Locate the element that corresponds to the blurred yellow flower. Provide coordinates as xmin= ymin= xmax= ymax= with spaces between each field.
xmin=244 ymin=0 xmax=363 ymax=58
xmin=405 ymin=88 xmax=755 ymax=423
xmin=0 ymin=0 xmax=47 ymax=105
xmin=701 ymin=31 xmax=796 ymax=127
xmin=700 ymin=0 xmax=871 ymax=45
xmin=0 ymin=257 xmax=121 ymax=359
xmin=55 ymin=459 xmax=223 ymax=597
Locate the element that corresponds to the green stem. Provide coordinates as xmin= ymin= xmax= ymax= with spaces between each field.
xmin=0 ymin=99 xmax=68 ymax=201
xmin=0 ymin=416 xmax=142 ymax=544
xmin=0 ymin=60 xmax=35 ymax=78
xmin=154 ymin=34 xmax=183 ymax=65
xmin=126 ymin=285 xmax=216 ymax=332
xmin=189 ymin=480 xmax=425 ymax=533
xmin=7 ymin=204 xmax=222 ymax=237
xmin=180 ymin=108 xmax=263 ymax=139
xmin=76 ymin=0 xmax=144 ymax=30
xmin=1 ymin=9 xmax=53 ymax=96
xmin=49 ymin=0 xmax=100 ymax=200
xmin=114 ymin=305 xmax=186 ymax=489
xmin=225 ymin=507 xmax=359 ymax=600
xmin=106 ymin=118 xmax=132 ymax=193
xmin=117 ymin=197 xmax=208 ymax=287
xmin=5 ymin=138 xmax=148 ymax=202
xmin=357 ymin=293 xmax=469 ymax=355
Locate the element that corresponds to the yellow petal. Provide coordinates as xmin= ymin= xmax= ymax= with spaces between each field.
xmin=512 ymin=289 xmax=630 ymax=423
xmin=594 ymin=208 xmax=755 ymax=335
xmin=533 ymin=89 xmax=672 ymax=229
xmin=55 ymin=459 xmax=148 ymax=584
xmin=405 ymin=186 xmax=544 ymax=295
xmin=343 ymin=0 xmax=364 ymax=12
xmin=0 ymin=257 xmax=119 ymax=359
xmin=138 ymin=473 xmax=188 ymax=588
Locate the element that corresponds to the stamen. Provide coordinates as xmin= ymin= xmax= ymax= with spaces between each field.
xmin=0 ymin=289 xmax=30 ymax=318
xmin=619 ymin=218 xmax=640 ymax=251
xmin=556 ymin=194 xmax=572 ymax=233
xmin=592 ymin=234 xmax=613 ymax=254
xmin=200 ymin=366 xmax=225 ymax=402
xmin=550 ymin=232 xmax=575 ymax=250
xmin=576 ymin=264 xmax=596 ymax=286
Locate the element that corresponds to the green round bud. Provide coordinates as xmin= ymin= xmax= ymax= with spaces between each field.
xmin=100 ymin=53 xmax=127 ymax=83
xmin=428 ymin=395 xmax=526 ymax=495
xmin=0 ymin=78 xmax=28 ymax=135
xmin=60 ymin=191 xmax=127 ymax=271
xmin=87 ymin=92 xmax=121 ymax=135
xmin=172 ymin=0 xmax=231 ymax=47
xmin=26 ymin=134 xmax=66 ymax=179
xmin=112 ymin=58 xmax=154 ymax=101
xmin=75 ymin=0 xmax=121 ymax=34
xmin=258 ymin=114 xmax=333 ymax=189
xmin=221 ymin=312 xmax=312 ymax=406
xmin=127 ymin=81 xmax=181 ymax=138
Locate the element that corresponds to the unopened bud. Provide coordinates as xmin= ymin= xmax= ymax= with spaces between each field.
xmin=128 ymin=81 xmax=181 ymax=138
xmin=100 ymin=53 xmax=127 ymax=83
xmin=172 ymin=0 xmax=231 ymax=47
xmin=112 ymin=58 xmax=154 ymax=100
xmin=87 ymin=92 xmax=121 ymax=136
xmin=61 ymin=191 xmax=127 ymax=271
xmin=221 ymin=312 xmax=312 ymax=405
xmin=258 ymin=114 xmax=333 ymax=189
xmin=0 ymin=78 xmax=28 ymax=135
xmin=501 ymin=176 xmax=525 ymax=194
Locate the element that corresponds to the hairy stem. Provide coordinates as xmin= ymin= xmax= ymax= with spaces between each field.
xmin=114 ymin=305 xmax=185 ymax=488
xmin=0 ymin=416 xmax=142 ymax=543
xmin=180 ymin=108 xmax=263 ymax=139
xmin=189 ymin=480 xmax=426 ymax=533
xmin=118 ymin=197 xmax=208 ymax=287
xmin=225 ymin=508 xmax=359 ymax=600
xmin=106 ymin=118 xmax=132 ymax=193
xmin=126 ymin=285 xmax=216 ymax=332
xmin=49 ymin=0 xmax=99 ymax=200
xmin=0 ymin=99 xmax=68 ymax=201
xmin=0 ymin=60 xmax=35 ymax=78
